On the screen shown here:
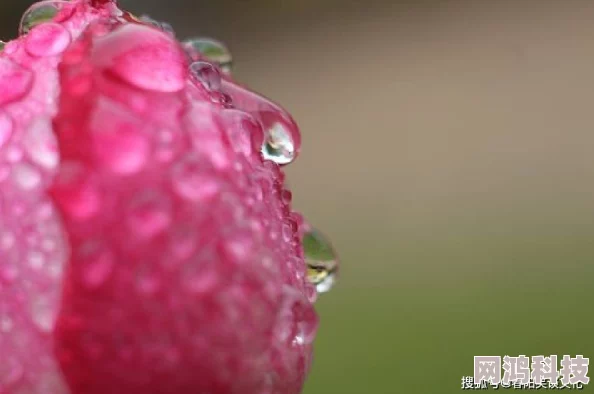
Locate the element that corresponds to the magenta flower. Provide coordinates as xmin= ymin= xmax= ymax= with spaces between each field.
xmin=0 ymin=1 xmax=338 ymax=393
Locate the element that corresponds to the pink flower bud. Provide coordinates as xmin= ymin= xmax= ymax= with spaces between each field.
xmin=0 ymin=1 xmax=336 ymax=393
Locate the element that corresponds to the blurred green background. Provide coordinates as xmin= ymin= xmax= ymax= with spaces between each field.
xmin=2 ymin=0 xmax=594 ymax=392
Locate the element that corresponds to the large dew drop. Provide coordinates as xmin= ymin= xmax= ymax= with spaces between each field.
xmin=303 ymin=227 xmax=339 ymax=293
xmin=19 ymin=1 xmax=69 ymax=35
xmin=222 ymin=81 xmax=301 ymax=165
xmin=261 ymin=122 xmax=295 ymax=165
xmin=184 ymin=37 xmax=232 ymax=74
xmin=91 ymin=24 xmax=188 ymax=93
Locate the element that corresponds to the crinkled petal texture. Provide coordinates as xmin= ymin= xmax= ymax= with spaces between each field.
xmin=0 ymin=1 xmax=317 ymax=394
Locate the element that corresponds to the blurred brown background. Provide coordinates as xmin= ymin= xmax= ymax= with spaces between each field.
xmin=3 ymin=1 xmax=594 ymax=392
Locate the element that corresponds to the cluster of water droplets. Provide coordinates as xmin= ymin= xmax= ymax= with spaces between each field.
xmin=19 ymin=0 xmax=74 ymax=35
xmin=183 ymin=37 xmax=303 ymax=167
xmin=1 ymin=4 xmax=339 ymax=389
xmin=179 ymin=34 xmax=339 ymax=294
xmin=0 ymin=3 xmax=79 ymax=393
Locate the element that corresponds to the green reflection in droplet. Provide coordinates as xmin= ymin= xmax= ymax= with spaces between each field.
xmin=304 ymin=228 xmax=339 ymax=293
xmin=184 ymin=37 xmax=232 ymax=74
xmin=20 ymin=2 xmax=60 ymax=34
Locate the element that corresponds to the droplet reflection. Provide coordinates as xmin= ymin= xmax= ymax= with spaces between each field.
xmin=183 ymin=37 xmax=232 ymax=74
xmin=303 ymin=227 xmax=339 ymax=293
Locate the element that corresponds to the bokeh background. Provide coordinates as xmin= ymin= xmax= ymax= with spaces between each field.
xmin=2 ymin=0 xmax=594 ymax=393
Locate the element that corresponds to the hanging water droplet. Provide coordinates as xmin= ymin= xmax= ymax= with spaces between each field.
xmin=262 ymin=123 xmax=295 ymax=165
xmin=221 ymin=80 xmax=301 ymax=165
xmin=184 ymin=37 xmax=232 ymax=74
xmin=303 ymin=227 xmax=339 ymax=293
xmin=189 ymin=61 xmax=221 ymax=91
xmin=20 ymin=1 xmax=67 ymax=35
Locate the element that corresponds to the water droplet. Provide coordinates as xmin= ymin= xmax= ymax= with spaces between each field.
xmin=303 ymin=227 xmax=339 ymax=294
xmin=52 ymin=162 xmax=101 ymax=220
xmin=154 ymin=128 xmax=179 ymax=163
xmin=11 ymin=163 xmax=42 ymax=190
xmin=30 ymin=294 xmax=55 ymax=332
xmin=0 ymin=58 xmax=33 ymax=106
xmin=222 ymin=109 xmax=264 ymax=158
xmin=20 ymin=1 xmax=68 ymax=34
xmin=190 ymin=61 xmax=221 ymax=91
xmin=36 ymin=201 xmax=54 ymax=220
xmin=0 ymin=232 xmax=15 ymax=250
xmin=41 ymin=238 xmax=56 ymax=252
xmin=185 ymin=103 xmax=231 ymax=170
xmin=78 ymin=242 xmax=114 ymax=289
xmin=276 ymin=288 xmax=318 ymax=346
xmin=92 ymin=24 xmax=187 ymax=93
xmin=223 ymin=229 xmax=257 ymax=265
xmin=4 ymin=146 xmax=23 ymax=163
xmin=0 ymin=315 xmax=13 ymax=332
xmin=1 ymin=41 xmax=17 ymax=56
xmin=94 ymin=129 xmax=149 ymax=175
xmin=28 ymin=250 xmax=45 ymax=270
xmin=281 ymin=189 xmax=292 ymax=205
xmin=171 ymin=154 xmax=220 ymax=202
xmin=167 ymin=226 xmax=197 ymax=262
xmin=136 ymin=266 xmax=161 ymax=295
xmin=222 ymin=80 xmax=301 ymax=165
xmin=184 ymin=37 xmax=232 ymax=74
xmin=0 ymin=111 xmax=13 ymax=149
xmin=0 ymin=264 xmax=18 ymax=284
xmin=126 ymin=192 xmax=172 ymax=239
xmin=262 ymin=122 xmax=295 ymax=165
xmin=25 ymin=22 xmax=71 ymax=57
xmin=24 ymin=117 xmax=59 ymax=171
xmin=182 ymin=257 xmax=220 ymax=295
xmin=304 ymin=282 xmax=318 ymax=303
xmin=0 ymin=357 xmax=24 ymax=387
xmin=281 ymin=220 xmax=296 ymax=243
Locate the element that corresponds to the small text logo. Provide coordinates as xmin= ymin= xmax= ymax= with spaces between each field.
xmin=462 ymin=355 xmax=589 ymax=390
